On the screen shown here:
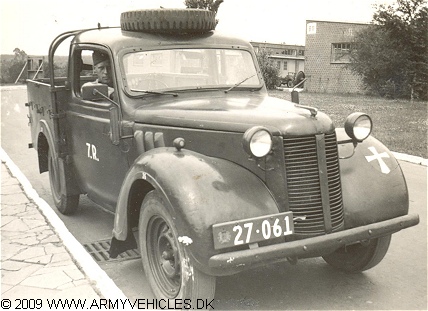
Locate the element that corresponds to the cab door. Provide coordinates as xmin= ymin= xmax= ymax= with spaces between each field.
xmin=66 ymin=47 xmax=129 ymax=211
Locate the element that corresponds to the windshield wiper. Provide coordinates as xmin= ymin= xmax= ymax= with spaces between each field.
xmin=131 ymin=89 xmax=178 ymax=97
xmin=224 ymin=74 xmax=256 ymax=93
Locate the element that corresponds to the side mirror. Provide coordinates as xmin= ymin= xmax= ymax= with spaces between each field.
xmin=81 ymin=83 xmax=108 ymax=101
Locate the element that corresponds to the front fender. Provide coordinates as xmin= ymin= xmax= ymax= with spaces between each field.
xmin=113 ymin=147 xmax=279 ymax=275
xmin=337 ymin=128 xmax=409 ymax=228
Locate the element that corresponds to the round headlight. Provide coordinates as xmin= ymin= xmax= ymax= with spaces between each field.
xmin=345 ymin=112 xmax=372 ymax=141
xmin=243 ymin=127 xmax=273 ymax=158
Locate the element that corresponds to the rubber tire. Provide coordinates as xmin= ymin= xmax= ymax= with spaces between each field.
xmin=121 ymin=9 xmax=216 ymax=34
xmin=139 ymin=190 xmax=216 ymax=300
xmin=322 ymin=235 xmax=392 ymax=273
xmin=48 ymin=149 xmax=79 ymax=215
xmin=287 ymin=80 xmax=293 ymax=88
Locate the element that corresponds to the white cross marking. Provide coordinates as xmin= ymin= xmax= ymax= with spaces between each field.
xmin=365 ymin=146 xmax=390 ymax=174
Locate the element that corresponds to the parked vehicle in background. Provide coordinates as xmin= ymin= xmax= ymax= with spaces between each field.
xmin=278 ymin=71 xmax=306 ymax=88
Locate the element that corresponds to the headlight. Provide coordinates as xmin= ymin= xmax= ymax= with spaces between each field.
xmin=243 ymin=126 xmax=273 ymax=158
xmin=345 ymin=112 xmax=372 ymax=141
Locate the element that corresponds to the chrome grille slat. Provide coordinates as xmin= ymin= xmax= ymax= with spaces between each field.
xmin=284 ymin=132 xmax=344 ymax=235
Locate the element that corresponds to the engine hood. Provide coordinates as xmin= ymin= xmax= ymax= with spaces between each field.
xmin=133 ymin=93 xmax=334 ymax=136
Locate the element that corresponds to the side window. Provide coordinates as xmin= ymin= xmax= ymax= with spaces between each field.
xmin=74 ymin=48 xmax=114 ymax=99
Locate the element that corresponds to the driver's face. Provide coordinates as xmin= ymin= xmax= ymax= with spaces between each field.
xmin=94 ymin=60 xmax=112 ymax=86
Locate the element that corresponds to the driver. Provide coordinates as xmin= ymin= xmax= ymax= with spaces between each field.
xmin=83 ymin=51 xmax=114 ymax=97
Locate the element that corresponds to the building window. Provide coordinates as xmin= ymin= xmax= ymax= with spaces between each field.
xmin=283 ymin=61 xmax=287 ymax=71
xmin=298 ymin=50 xmax=304 ymax=56
xmin=331 ymin=43 xmax=352 ymax=63
xmin=307 ymin=22 xmax=317 ymax=34
xmin=277 ymin=61 xmax=281 ymax=69
xmin=283 ymin=49 xmax=296 ymax=56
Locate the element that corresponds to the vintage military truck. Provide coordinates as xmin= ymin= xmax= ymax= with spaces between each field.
xmin=26 ymin=9 xmax=419 ymax=302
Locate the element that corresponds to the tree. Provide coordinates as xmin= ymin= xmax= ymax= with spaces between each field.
xmin=255 ymin=47 xmax=280 ymax=90
xmin=184 ymin=0 xmax=224 ymax=13
xmin=13 ymin=48 xmax=27 ymax=62
xmin=0 ymin=48 xmax=28 ymax=84
xmin=350 ymin=0 xmax=428 ymax=100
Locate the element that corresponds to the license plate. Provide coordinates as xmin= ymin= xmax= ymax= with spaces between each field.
xmin=212 ymin=212 xmax=294 ymax=250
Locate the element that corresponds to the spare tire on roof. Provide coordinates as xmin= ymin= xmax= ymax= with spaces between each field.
xmin=120 ymin=9 xmax=216 ymax=34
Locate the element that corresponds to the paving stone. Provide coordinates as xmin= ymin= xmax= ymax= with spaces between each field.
xmin=31 ymin=264 xmax=75 ymax=276
xmin=1 ymin=204 xmax=27 ymax=216
xmin=1 ymin=215 xmax=15 ymax=227
xmin=1 ymin=184 xmax=23 ymax=195
xmin=1 ymin=263 xmax=44 ymax=286
xmin=1 ymin=259 xmax=32 ymax=271
xmin=1 ymin=193 xmax=29 ymax=205
xmin=1 ymin=218 xmax=30 ymax=232
xmin=14 ymin=236 xmax=40 ymax=246
xmin=29 ymin=224 xmax=52 ymax=233
xmin=21 ymin=270 xmax=72 ymax=289
xmin=23 ymin=218 xmax=46 ymax=230
xmin=56 ymin=281 xmax=77 ymax=290
xmin=40 ymin=234 xmax=61 ymax=244
xmin=44 ymin=243 xmax=66 ymax=254
xmin=73 ymin=279 xmax=90 ymax=287
xmin=48 ymin=258 xmax=75 ymax=267
xmin=12 ymin=246 xmax=46 ymax=261
xmin=64 ymin=267 xmax=85 ymax=281
xmin=51 ymin=252 xmax=73 ymax=263
xmin=25 ymin=254 xmax=53 ymax=265
xmin=1 ymin=284 xmax=12 ymax=294
xmin=1 ymin=175 xmax=19 ymax=186
xmin=1 ymin=242 xmax=27 ymax=261
xmin=1 ymin=230 xmax=34 ymax=240
xmin=17 ymin=206 xmax=44 ymax=216
xmin=2 ymin=284 xmax=59 ymax=300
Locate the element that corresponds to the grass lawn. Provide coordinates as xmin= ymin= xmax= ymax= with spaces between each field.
xmin=269 ymin=90 xmax=427 ymax=159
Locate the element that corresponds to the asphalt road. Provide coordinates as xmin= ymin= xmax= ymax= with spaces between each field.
xmin=1 ymin=86 xmax=427 ymax=310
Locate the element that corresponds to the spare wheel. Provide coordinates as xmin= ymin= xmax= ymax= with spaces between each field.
xmin=120 ymin=9 xmax=216 ymax=34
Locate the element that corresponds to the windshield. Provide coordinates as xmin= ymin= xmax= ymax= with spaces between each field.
xmin=122 ymin=49 xmax=261 ymax=93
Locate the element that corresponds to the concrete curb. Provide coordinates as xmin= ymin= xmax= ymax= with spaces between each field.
xmin=392 ymin=152 xmax=428 ymax=167
xmin=0 ymin=147 xmax=128 ymax=301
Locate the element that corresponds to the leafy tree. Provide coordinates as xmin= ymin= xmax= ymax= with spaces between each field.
xmin=13 ymin=48 xmax=27 ymax=62
xmin=350 ymin=0 xmax=428 ymax=100
xmin=255 ymin=47 xmax=280 ymax=90
xmin=184 ymin=0 xmax=224 ymax=13
xmin=0 ymin=48 xmax=28 ymax=84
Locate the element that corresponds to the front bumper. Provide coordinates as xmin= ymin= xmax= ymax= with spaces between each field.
xmin=208 ymin=214 xmax=419 ymax=274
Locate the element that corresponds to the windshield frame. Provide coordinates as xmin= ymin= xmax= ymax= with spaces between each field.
xmin=118 ymin=46 xmax=263 ymax=98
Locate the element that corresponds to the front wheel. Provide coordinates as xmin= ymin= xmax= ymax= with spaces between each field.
xmin=48 ymin=149 xmax=79 ymax=215
xmin=322 ymin=235 xmax=392 ymax=273
xmin=139 ymin=190 xmax=216 ymax=301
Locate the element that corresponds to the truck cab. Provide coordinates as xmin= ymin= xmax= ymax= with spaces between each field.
xmin=26 ymin=9 xmax=419 ymax=302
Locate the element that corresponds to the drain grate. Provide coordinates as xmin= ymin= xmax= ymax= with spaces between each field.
xmin=83 ymin=239 xmax=140 ymax=263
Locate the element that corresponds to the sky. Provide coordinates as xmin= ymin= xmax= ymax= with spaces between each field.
xmin=0 ymin=0 xmax=396 ymax=56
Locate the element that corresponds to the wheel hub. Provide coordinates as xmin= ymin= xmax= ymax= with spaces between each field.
xmin=157 ymin=224 xmax=181 ymax=280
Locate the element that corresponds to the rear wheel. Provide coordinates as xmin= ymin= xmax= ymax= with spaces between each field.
xmin=48 ymin=149 xmax=79 ymax=215
xmin=322 ymin=235 xmax=392 ymax=273
xmin=139 ymin=190 xmax=216 ymax=300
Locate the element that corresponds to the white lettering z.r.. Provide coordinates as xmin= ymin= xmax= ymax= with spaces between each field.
xmin=86 ymin=143 xmax=99 ymax=162
xmin=365 ymin=146 xmax=390 ymax=174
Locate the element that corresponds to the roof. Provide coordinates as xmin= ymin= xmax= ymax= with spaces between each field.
xmin=306 ymin=19 xmax=371 ymax=26
xmin=72 ymin=28 xmax=254 ymax=53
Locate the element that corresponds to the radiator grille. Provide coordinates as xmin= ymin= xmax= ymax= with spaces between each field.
xmin=283 ymin=132 xmax=344 ymax=235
